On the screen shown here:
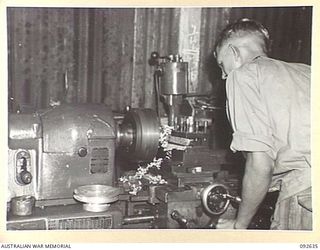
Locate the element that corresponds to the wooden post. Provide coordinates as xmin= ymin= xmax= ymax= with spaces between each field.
xmin=178 ymin=8 xmax=202 ymax=93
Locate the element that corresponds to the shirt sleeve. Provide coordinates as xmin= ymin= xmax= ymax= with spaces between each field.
xmin=226 ymin=63 xmax=276 ymax=159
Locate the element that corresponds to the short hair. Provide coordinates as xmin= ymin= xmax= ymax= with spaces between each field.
xmin=215 ymin=18 xmax=271 ymax=56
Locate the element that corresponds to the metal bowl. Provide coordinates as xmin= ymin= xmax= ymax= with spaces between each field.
xmin=73 ymin=184 xmax=120 ymax=206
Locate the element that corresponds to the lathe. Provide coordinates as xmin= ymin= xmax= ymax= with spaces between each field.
xmin=6 ymin=53 xmax=276 ymax=230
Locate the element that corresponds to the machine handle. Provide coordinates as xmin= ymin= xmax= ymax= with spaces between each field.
xmin=219 ymin=193 xmax=242 ymax=204
xmin=19 ymin=170 xmax=32 ymax=185
xmin=170 ymin=210 xmax=197 ymax=229
xmin=201 ymin=183 xmax=241 ymax=216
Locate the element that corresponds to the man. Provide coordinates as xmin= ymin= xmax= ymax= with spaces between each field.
xmin=214 ymin=18 xmax=312 ymax=230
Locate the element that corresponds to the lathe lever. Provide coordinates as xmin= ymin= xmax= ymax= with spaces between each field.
xmin=170 ymin=210 xmax=197 ymax=229
xmin=219 ymin=193 xmax=242 ymax=204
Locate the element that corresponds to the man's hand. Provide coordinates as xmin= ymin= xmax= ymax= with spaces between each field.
xmin=216 ymin=218 xmax=236 ymax=229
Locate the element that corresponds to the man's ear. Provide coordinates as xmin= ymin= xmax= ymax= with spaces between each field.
xmin=229 ymin=44 xmax=241 ymax=61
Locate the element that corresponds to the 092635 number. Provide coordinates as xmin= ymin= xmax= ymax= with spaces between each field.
xmin=300 ymin=244 xmax=318 ymax=248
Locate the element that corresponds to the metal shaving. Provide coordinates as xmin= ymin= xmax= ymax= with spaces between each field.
xmin=159 ymin=125 xmax=173 ymax=148
xmin=159 ymin=125 xmax=174 ymax=159
xmin=119 ymin=158 xmax=167 ymax=195
xmin=119 ymin=125 xmax=173 ymax=195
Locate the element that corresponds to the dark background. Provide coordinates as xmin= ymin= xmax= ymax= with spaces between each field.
xmin=7 ymin=7 xmax=312 ymax=149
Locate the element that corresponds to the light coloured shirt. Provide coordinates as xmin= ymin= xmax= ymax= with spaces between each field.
xmin=226 ymin=56 xmax=311 ymax=200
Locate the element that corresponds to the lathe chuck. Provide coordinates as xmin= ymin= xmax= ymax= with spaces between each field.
xmin=118 ymin=108 xmax=160 ymax=162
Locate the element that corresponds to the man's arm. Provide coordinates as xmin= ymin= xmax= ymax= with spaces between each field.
xmin=234 ymin=151 xmax=274 ymax=229
xmin=216 ymin=151 xmax=274 ymax=229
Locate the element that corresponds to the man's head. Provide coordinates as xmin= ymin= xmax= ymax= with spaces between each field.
xmin=214 ymin=18 xmax=270 ymax=79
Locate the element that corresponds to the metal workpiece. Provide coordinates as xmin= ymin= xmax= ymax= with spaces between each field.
xmin=118 ymin=108 xmax=160 ymax=162
xmin=73 ymin=185 xmax=121 ymax=212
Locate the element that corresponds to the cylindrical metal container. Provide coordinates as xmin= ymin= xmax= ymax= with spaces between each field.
xmin=11 ymin=195 xmax=35 ymax=216
xmin=160 ymin=62 xmax=188 ymax=95
xmin=73 ymin=184 xmax=120 ymax=213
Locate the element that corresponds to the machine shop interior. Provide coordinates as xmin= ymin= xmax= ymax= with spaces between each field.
xmin=7 ymin=7 xmax=312 ymax=230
